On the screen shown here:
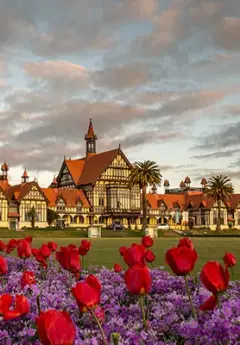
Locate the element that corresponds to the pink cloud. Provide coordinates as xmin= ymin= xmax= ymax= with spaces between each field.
xmin=215 ymin=17 xmax=240 ymax=51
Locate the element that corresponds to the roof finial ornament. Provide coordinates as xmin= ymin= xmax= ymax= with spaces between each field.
xmin=118 ymin=143 xmax=121 ymax=150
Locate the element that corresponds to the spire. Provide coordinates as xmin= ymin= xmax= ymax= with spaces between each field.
xmin=22 ymin=168 xmax=29 ymax=183
xmin=85 ymin=118 xmax=98 ymax=158
xmin=85 ymin=118 xmax=96 ymax=139
xmin=53 ymin=175 xmax=57 ymax=184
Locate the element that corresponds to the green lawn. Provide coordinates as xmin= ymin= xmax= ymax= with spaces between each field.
xmin=2 ymin=237 xmax=240 ymax=280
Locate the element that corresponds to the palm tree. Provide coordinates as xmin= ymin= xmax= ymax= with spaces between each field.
xmin=204 ymin=175 xmax=234 ymax=231
xmin=129 ymin=161 xmax=162 ymax=231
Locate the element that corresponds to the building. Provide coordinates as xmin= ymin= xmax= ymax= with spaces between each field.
xmin=43 ymin=119 xmax=141 ymax=228
xmin=0 ymin=119 xmax=239 ymax=231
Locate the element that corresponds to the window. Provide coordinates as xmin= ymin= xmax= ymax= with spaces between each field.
xmin=98 ymin=198 xmax=104 ymax=206
xmin=238 ymin=211 xmax=240 ymax=225
xmin=57 ymin=199 xmax=65 ymax=211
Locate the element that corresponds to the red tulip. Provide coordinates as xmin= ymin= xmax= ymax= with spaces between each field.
xmin=125 ymin=264 xmax=151 ymax=295
xmin=0 ymin=240 xmax=5 ymax=252
xmin=21 ymin=271 xmax=36 ymax=289
xmin=36 ymin=309 xmax=76 ymax=345
xmin=0 ymin=256 xmax=8 ymax=275
xmin=39 ymin=244 xmax=52 ymax=259
xmin=178 ymin=237 xmax=194 ymax=250
xmin=56 ymin=247 xmax=71 ymax=271
xmin=119 ymin=246 xmax=127 ymax=256
xmin=32 ymin=248 xmax=47 ymax=268
xmin=1 ymin=294 xmax=30 ymax=320
xmin=142 ymin=235 xmax=153 ymax=248
xmin=0 ymin=294 xmax=13 ymax=315
xmin=200 ymin=261 xmax=229 ymax=295
xmin=69 ymin=250 xmax=81 ymax=274
xmin=6 ymin=239 xmax=20 ymax=254
xmin=145 ymin=250 xmax=156 ymax=263
xmin=78 ymin=240 xmax=91 ymax=256
xmin=48 ymin=241 xmax=58 ymax=252
xmin=23 ymin=236 xmax=33 ymax=244
xmin=114 ymin=264 xmax=122 ymax=273
xmin=123 ymin=244 xmax=146 ymax=267
xmin=14 ymin=295 xmax=30 ymax=315
xmin=165 ymin=246 xmax=198 ymax=276
xmin=17 ymin=240 xmax=32 ymax=259
xmin=199 ymin=295 xmax=218 ymax=311
xmin=56 ymin=247 xmax=81 ymax=274
xmin=68 ymin=244 xmax=78 ymax=251
xmin=72 ymin=274 xmax=101 ymax=312
xmin=223 ymin=252 xmax=237 ymax=268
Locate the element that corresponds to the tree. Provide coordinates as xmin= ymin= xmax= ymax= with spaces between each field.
xmin=27 ymin=206 xmax=36 ymax=228
xmin=129 ymin=161 xmax=162 ymax=232
xmin=204 ymin=175 xmax=234 ymax=231
xmin=47 ymin=208 xmax=60 ymax=226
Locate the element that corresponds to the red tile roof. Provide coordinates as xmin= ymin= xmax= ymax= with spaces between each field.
xmin=6 ymin=181 xmax=48 ymax=203
xmin=61 ymin=148 xmax=121 ymax=186
xmin=65 ymin=158 xmax=85 ymax=185
xmin=78 ymin=148 xmax=119 ymax=185
xmin=42 ymin=188 xmax=90 ymax=208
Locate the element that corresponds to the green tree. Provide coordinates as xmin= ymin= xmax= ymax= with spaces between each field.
xmin=129 ymin=161 xmax=162 ymax=231
xmin=47 ymin=208 xmax=60 ymax=226
xmin=27 ymin=206 xmax=36 ymax=228
xmin=204 ymin=175 xmax=234 ymax=231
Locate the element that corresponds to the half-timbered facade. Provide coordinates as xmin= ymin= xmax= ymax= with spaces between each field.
xmin=0 ymin=120 xmax=240 ymax=231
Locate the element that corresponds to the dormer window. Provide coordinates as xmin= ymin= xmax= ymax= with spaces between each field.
xmin=57 ymin=199 xmax=65 ymax=211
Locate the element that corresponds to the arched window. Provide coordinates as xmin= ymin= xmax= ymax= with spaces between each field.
xmin=57 ymin=199 xmax=65 ymax=211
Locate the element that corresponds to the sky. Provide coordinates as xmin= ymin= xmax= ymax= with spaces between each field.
xmin=0 ymin=0 xmax=240 ymax=192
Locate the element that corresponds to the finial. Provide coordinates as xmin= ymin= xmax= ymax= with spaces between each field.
xmin=118 ymin=143 xmax=121 ymax=149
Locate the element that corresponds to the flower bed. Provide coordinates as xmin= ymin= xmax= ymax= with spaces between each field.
xmin=0 ymin=237 xmax=240 ymax=345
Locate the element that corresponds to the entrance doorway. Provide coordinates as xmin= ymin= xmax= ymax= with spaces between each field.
xmin=9 ymin=219 xmax=18 ymax=230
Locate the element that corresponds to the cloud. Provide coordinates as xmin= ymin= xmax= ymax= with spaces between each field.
xmin=24 ymin=60 xmax=88 ymax=84
xmin=194 ymin=121 xmax=240 ymax=151
xmin=159 ymin=91 xmax=226 ymax=115
xmin=92 ymin=63 xmax=150 ymax=90
xmin=114 ymin=130 xmax=184 ymax=150
xmin=191 ymin=149 xmax=238 ymax=160
xmin=215 ymin=17 xmax=240 ymax=51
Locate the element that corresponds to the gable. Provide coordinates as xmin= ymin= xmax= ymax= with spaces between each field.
xmin=23 ymin=184 xmax=47 ymax=202
xmin=57 ymin=159 xmax=76 ymax=187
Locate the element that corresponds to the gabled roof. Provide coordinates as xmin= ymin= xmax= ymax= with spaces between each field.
xmin=78 ymin=148 xmax=120 ymax=185
xmin=42 ymin=188 xmax=90 ymax=208
xmin=64 ymin=158 xmax=85 ymax=185
xmin=6 ymin=181 xmax=48 ymax=203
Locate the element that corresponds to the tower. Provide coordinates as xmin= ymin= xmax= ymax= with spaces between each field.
xmin=163 ymin=179 xmax=170 ymax=193
xmin=184 ymin=176 xmax=191 ymax=189
xmin=22 ymin=168 xmax=29 ymax=183
xmin=1 ymin=162 xmax=9 ymax=180
xmin=85 ymin=119 xmax=98 ymax=158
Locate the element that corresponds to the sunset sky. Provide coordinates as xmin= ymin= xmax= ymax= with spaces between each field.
xmin=0 ymin=0 xmax=240 ymax=192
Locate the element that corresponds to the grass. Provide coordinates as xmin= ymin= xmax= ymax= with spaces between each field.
xmin=2 ymin=237 xmax=240 ymax=280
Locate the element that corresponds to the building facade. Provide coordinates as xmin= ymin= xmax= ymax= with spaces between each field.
xmin=0 ymin=119 xmax=240 ymax=230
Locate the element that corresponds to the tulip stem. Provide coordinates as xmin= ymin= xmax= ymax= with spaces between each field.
xmin=230 ymin=267 xmax=235 ymax=281
xmin=1 ymin=276 xmax=4 ymax=288
xmin=216 ymin=293 xmax=222 ymax=310
xmin=36 ymin=295 xmax=41 ymax=314
xmin=139 ymin=295 xmax=148 ymax=329
xmin=69 ymin=271 xmax=73 ymax=287
xmin=88 ymin=308 xmax=107 ymax=345
xmin=184 ymin=276 xmax=197 ymax=321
